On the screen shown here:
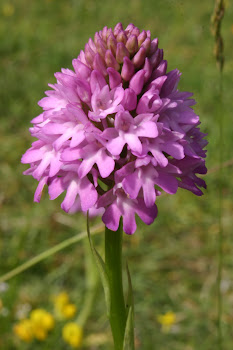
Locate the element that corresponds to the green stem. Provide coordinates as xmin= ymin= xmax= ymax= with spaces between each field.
xmin=105 ymin=220 xmax=127 ymax=350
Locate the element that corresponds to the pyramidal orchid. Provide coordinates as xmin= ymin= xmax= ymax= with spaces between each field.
xmin=21 ymin=23 xmax=207 ymax=350
xmin=21 ymin=23 xmax=207 ymax=235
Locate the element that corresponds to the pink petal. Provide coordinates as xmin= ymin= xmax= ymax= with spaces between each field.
xmin=102 ymin=202 xmax=121 ymax=231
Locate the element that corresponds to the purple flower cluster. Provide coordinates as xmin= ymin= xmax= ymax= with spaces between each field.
xmin=22 ymin=23 xmax=207 ymax=234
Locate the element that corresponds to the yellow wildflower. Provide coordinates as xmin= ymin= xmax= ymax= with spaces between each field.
xmin=62 ymin=322 xmax=83 ymax=348
xmin=33 ymin=327 xmax=48 ymax=341
xmin=29 ymin=308 xmax=54 ymax=340
xmin=157 ymin=311 xmax=176 ymax=332
xmin=53 ymin=292 xmax=69 ymax=307
xmin=30 ymin=308 xmax=54 ymax=331
xmin=2 ymin=3 xmax=15 ymax=17
xmin=53 ymin=292 xmax=77 ymax=319
xmin=62 ymin=303 xmax=77 ymax=319
xmin=13 ymin=319 xmax=33 ymax=342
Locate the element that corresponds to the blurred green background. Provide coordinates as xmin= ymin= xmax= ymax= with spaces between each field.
xmin=0 ymin=0 xmax=233 ymax=349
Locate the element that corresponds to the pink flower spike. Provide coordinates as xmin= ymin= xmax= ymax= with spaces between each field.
xmin=22 ymin=23 xmax=207 ymax=233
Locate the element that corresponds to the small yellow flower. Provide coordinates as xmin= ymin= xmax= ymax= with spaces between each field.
xmin=62 ymin=322 xmax=83 ymax=348
xmin=29 ymin=308 xmax=54 ymax=340
xmin=30 ymin=308 xmax=54 ymax=331
xmin=33 ymin=327 xmax=48 ymax=341
xmin=53 ymin=292 xmax=77 ymax=319
xmin=2 ymin=3 xmax=15 ymax=17
xmin=53 ymin=292 xmax=69 ymax=307
xmin=13 ymin=319 xmax=34 ymax=342
xmin=62 ymin=303 xmax=77 ymax=319
xmin=157 ymin=311 xmax=176 ymax=332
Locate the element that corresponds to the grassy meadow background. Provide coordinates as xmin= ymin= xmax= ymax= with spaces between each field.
xmin=1 ymin=0 xmax=233 ymax=349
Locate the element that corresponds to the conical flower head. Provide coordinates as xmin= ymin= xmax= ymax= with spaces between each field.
xmin=22 ymin=23 xmax=207 ymax=234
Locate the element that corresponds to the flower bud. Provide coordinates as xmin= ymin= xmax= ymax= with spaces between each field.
xmin=117 ymin=31 xmax=127 ymax=44
xmin=107 ymin=33 xmax=117 ymax=55
xmin=107 ymin=67 xmax=122 ymax=89
xmin=122 ymin=88 xmax=137 ymax=110
xmin=131 ymin=27 xmax=140 ymax=36
xmin=88 ymin=38 xmax=96 ymax=52
xmin=121 ymin=56 xmax=135 ymax=81
xmin=72 ymin=59 xmax=91 ymax=79
xmin=143 ymin=58 xmax=152 ymax=82
xmin=84 ymin=43 xmax=95 ymax=67
xmin=125 ymin=23 xmax=135 ymax=35
xmin=93 ymin=53 xmax=107 ymax=76
xmin=90 ymin=70 xmax=106 ymax=93
xmin=138 ymin=30 xmax=147 ymax=46
xmin=132 ymin=46 xmax=146 ymax=68
xmin=114 ymin=22 xmax=123 ymax=36
xmin=141 ymin=38 xmax=151 ymax=55
xmin=129 ymin=69 xmax=145 ymax=94
xmin=116 ymin=42 xmax=130 ymax=63
xmin=150 ymin=60 xmax=167 ymax=80
xmin=78 ymin=50 xmax=87 ymax=65
xmin=76 ymin=80 xmax=91 ymax=104
xmin=101 ymin=26 xmax=108 ymax=41
xmin=105 ymin=50 xmax=120 ymax=70
xmin=126 ymin=35 xmax=138 ymax=55
xmin=96 ymin=38 xmax=107 ymax=58
xmin=149 ymin=48 xmax=163 ymax=69
xmin=149 ymin=38 xmax=158 ymax=56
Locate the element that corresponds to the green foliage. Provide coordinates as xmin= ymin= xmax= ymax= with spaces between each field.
xmin=0 ymin=0 xmax=233 ymax=349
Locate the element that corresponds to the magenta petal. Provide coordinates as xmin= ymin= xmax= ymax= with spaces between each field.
xmin=102 ymin=202 xmax=121 ymax=231
xmin=142 ymin=180 xmax=156 ymax=207
xmin=150 ymin=147 xmax=168 ymax=167
xmin=34 ymin=177 xmax=48 ymax=203
xmin=106 ymin=137 xmax=125 ymax=156
xmin=31 ymin=113 xmax=44 ymax=124
xmin=135 ymin=199 xmax=158 ymax=225
xmin=137 ymin=121 xmax=158 ymax=138
xmin=62 ymin=148 xmax=82 ymax=162
xmin=97 ymin=189 xmax=115 ymax=208
xmin=70 ymin=129 xmax=85 ymax=148
xmin=79 ymin=177 xmax=98 ymax=211
xmin=96 ymin=149 xmax=115 ymax=178
xmin=122 ymin=171 xmax=141 ymax=199
xmin=102 ymin=127 xmax=118 ymax=139
xmin=21 ymin=149 xmax=44 ymax=163
xmin=122 ymin=206 xmax=137 ymax=234
xmin=78 ymin=157 xmax=94 ymax=178
xmin=61 ymin=179 xmax=79 ymax=212
xmin=155 ymin=173 xmax=178 ymax=194
xmin=53 ymin=130 xmax=73 ymax=151
xmin=124 ymin=134 xmax=142 ymax=154
xmin=162 ymin=142 xmax=184 ymax=160
xmin=48 ymin=177 xmax=64 ymax=200
xmin=33 ymin=154 xmax=52 ymax=180
xmin=49 ymin=154 xmax=62 ymax=177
